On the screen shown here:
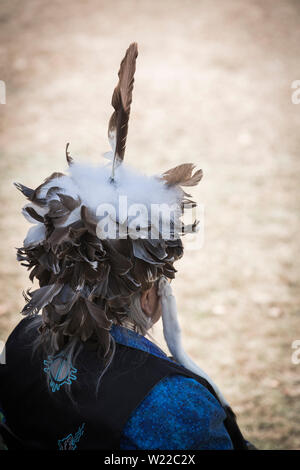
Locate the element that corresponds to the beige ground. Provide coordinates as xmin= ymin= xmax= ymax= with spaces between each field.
xmin=0 ymin=0 xmax=300 ymax=450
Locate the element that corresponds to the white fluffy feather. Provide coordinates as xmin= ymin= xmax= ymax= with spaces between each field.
xmin=68 ymin=161 xmax=181 ymax=211
xmin=22 ymin=160 xmax=187 ymax=244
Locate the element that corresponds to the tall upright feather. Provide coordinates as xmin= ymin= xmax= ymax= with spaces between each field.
xmin=108 ymin=42 xmax=138 ymax=180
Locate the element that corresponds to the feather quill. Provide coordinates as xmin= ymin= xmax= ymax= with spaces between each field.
xmin=108 ymin=42 xmax=138 ymax=180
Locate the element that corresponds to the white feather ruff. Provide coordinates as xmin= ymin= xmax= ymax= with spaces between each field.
xmin=21 ymin=160 xmax=186 ymax=247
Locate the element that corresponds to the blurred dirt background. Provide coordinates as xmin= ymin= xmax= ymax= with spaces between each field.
xmin=0 ymin=0 xmax=300 ymax=450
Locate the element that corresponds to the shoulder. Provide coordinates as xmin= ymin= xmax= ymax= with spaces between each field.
xmin=1 ymin=316 xmax=40 ymax=364
xmin=121 ymin=374 xmax=233 ymax=450
xmin=8 ymin=316 xmax=40 ymax=340
xmin=5 ymin=316 xmax=38 ymax=341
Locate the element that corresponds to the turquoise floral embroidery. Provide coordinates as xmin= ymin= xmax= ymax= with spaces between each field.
xmin=43 ymin=354 xmax=77 ymax=392
xmin=58 ymin=423 xmax=85 ymax=450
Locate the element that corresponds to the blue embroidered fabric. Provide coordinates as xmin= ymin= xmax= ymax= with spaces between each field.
xmin=110 ymin=325 xmax=233 ymax=450
xmin=0 ymin=323 xmax=233 ymax=450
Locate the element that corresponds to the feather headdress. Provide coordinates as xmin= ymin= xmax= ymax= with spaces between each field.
xmin=15 ymin=43 xmax=202 ymax=355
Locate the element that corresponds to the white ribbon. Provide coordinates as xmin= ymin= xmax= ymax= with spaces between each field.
xmin=158 ymin=277 xmax=228 ymax=407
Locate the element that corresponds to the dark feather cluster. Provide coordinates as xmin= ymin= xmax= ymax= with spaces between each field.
xmin=16 ymin=175 xmax=183 ymax=356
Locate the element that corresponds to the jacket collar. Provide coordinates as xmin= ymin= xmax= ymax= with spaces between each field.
xmin=110 ymin=324 xmax=169 ymax=361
